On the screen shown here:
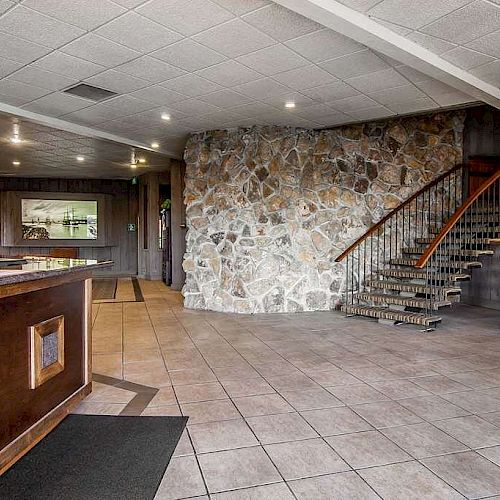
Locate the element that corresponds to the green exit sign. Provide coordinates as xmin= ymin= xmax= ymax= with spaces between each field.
xmin=127 ymin=223 xmax=136 ymax=232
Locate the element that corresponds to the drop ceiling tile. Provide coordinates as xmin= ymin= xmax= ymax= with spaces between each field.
xmin=345 ymin=68 xmax=409 ymax=93
xmin=95 ymin=12 xmax=182 ymax=53
xmin=302 ymin=81 xmax=359 ymax=102
xmin=367 ymin=0 xmax=471 ymax=29
xmin=236 ymin=44 xmax=309 ymax=76
xmin=417 ymin=79 xmax=457 ymax=96
xmin=152 ymin=39 xmax=227 ymax=72
xmin=396 ymin=65 xmax=432 ymax=84
xmin=61 ymin=33 xmax=140 ymax=67
xmin=441 ymin=47 xmax=495 ymax=69
xmin=421 ymin=1 xmax=500 ymax=44
xmin=232 ymin=77 xmax=290 ymax=99
xmin=0 ymin=92 xmax=33 ymax=107
xmin=466 ymin=29 xmax=500 ymax=58
xmin=320 ymin=50 xmax=390 ymax=79
xmin=7 ymin=66 xmax=78 ymax=91
xmin=22 ymin=0 xmax=126 ymax=30
xmin=0 ymin=78 xmax=49 ymax=100
xmin=0 ymin=57 xmax=23 ymax=78
xmin=62 ymin=105 xmax=125 ymax=125
xmin=198 ymin=89 xmax=253 ymax=108
xmin=130 ymin=85 xmax=187 ymax=105
xmin=196 ymin=60 xmax=261 ymax=86
xmin=368 ymin=84 xmax=427 ymax=105
xmin=242 ymin=3 xmax=322 ymax=42
xmin=228 ymin=101 xmax=278 ymax=117
xmin=294 ymin=103 xmax=345 ymax=120
xmin=137 ymin=0 xmax=234 ymax=36
xmin=432 ymin=90 xmax=474 ymax=106
xmin=0 ymin=32 xmax=52 ymax=64
xmin=84 ymin=70 xmax=150 ymax=94
xmin=96 ymin=95 xmax=156 ymax=115
xmin=193 ymin=18 xmax=275 ymax=58
xmin=261 ymin=91 xmax=315 ymax=108
xmin=329 ymin=94 xmax=379 ymax=113
xmin=272 ymin=65 xmax=337 ymax=91
xmin=406 ymin=32 xmax=457 ymax=55
xmin=168 ymin=98 xmax=221 ymax=115
xmin=387 ymin=97 xmax=438 ymax=113
xmin=471 ymin=60 xmax=500 ymax=87
xmin=285 ymin=29 xmax=365 ymax=63
xmin=348 ymin=105 xmax=395 ymax=121
xmin=110 ymin=0 xmax=148 ymax=7
xmin=211 ymin=0 xmax=270 ymax=16
xmin=371 ymin=17 xmax=413 ymax=35
xmin=23 ymin=92 xmax=92 ymax=116
xmin=160 ymin=73 xmax=222 ymax=97
xmin=115 ymin=56 xmax=186 ymax=83
xmin=0 ymin=5 xmax=85 ymax=49
xmin=337 ymin=0 xmax=384 ymax=11
xmin=33 ymin=52 xmax=105 ymax=80
xmin=0 ymin=0 xmax=13 ymax=14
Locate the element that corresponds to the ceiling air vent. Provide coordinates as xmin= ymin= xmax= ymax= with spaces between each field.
xmin=64 ymin=84 xmax=117 ymax=102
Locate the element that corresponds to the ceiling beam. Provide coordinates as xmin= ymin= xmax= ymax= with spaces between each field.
xmin=273 ymin=0 xmax=500 ymax=109
xmin=0 ymin=102 xmax=182 ymax=159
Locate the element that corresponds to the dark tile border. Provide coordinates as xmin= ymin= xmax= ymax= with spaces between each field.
xmin=132 ymin=278 xmax=144 ymax=302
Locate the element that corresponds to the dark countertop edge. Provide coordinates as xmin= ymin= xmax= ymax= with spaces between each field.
xmin=0 ymin=260 xmax=114 ymax=287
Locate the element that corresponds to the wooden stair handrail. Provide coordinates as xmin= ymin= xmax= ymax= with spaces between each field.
xmin=335 ymin=164 xmax=465 ymax=262
xmin=416 ymin=169 xmax=500 ymax=269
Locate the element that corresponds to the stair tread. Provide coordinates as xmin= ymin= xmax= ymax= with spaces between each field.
xmin=378 ymin=269 xmax=470 ymax=281
xmin=356 ymin=292 xmax=451 ymax=309
xmin=343 ymin=304 xmax=441 ymax=326
xmin=365 ymin=279 xmax=461 ymax=295
xmin=402 ymin=247 xmax=494 ymax=257
xmin=390 ymin=258 xmax=482 ymax=269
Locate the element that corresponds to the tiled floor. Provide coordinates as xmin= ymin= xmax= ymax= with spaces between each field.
xmin=75 ymin=279 xmax=500 ymax=499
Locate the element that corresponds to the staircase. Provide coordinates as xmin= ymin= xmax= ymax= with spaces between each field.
xmin=336 ymin=162 xmax=500 ymax=328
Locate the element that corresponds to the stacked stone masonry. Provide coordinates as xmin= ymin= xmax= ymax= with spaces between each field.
xmin=183 ymin=111 xmax=465 ymax=313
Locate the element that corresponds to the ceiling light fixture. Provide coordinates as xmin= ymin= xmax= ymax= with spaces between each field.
xmin=285 ymin=101 xmax=296 ymax=109
xmin=10 ymin=123 xmax=22 ymax=144
xmin=12 ymin=160 xmax=20 ymax=166
xmin=151 ymin=142 xmax=159 ymax=149
xmin=76 ymin=156 xmax=85 ymax=162
xmin=138 ymin=158 xmax=146 ymax=164
xmin=161 ymin=113 xmax=171 ymax=121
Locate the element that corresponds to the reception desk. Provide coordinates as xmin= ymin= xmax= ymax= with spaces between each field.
xmin=0 ymin=257 xmax=112 ymax=473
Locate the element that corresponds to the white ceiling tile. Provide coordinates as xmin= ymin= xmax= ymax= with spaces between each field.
xmin=258 ymin=111 xmax=320 ymax=128
xmin=109 ymin=0 xmax=148 ymax=8
xmin=152 ymin=39 xmax=226 ymax=72
xmin=7 ymin=66 xmax=78 ymax=91
xmin=130 ymin=85 xmax=187 ymax=105
xmin=367 ymin=0 xmax=471 ymax=29
xmin=22 ymin=92 xmax=92 ymax=116
xmin=368 ymin=84 xmax=427 ymax=105
xmin=61 ymin=105 xmax=125 ymax=125
xmin=320 ymin=50 xmax=390 ymax=79
xmin=432 ymin=90 xmax=474 ymax=106
xmin=193 ymin=19 xmax=275 ymax=58
xmin=228 ymin=101 xmax=278 ymax=117
xmin=466 ymin=29 xmax=500 ymax=58
xmin=302 ymin=81 xmax=359 ymax=102
xmin=0 ymin=0 xmax=13 ymax=15
xmin=115 ymin=56 xmax=186 ymax=83
xmin=406 ymin=32 xmax=457 ymax=55
xmin=370 ymin=18 xmax=412 ymax=35
xmin=95 ymin=12 xmax=182 ymax=53
xmin=211 ymin=0 xmax=270 ymax=15
xmin=232 ymin=77 xmax=290 ymax=99
xmin=32 ymin=52 xmax=105 ymax=80
xmin=84 ymin=70 xmax=150 ymax=93
xmin=396 ymin=65 xmax=432 ymax=84
xmin=315 ymin=113 xmax=354 ymax=127
xmin=345 ymin=68 xmax=409 ymax=93
xmin=0 ymin=32 xmax=51 ymax=64
xmin=196 ymin=60 xmax=261 ymax=86
xmin=130 ymin=108 xmax=188 ymax=125
xmin=292 ymin=103 xmax=343 ymax=120
xmin=261 ymin=91 xmax=315 ymax=108
xmin=387 ymin=97 xmax=438 ymax=114
xmin=22 ymin=0 xmax=126 ymax=30
xmin=272 ymin=65 xmax=337 ymax=91
xmin=329 ymin=94 xmax=379 ymax=113
xmin=137 ymin=0 xmax=234 ymax=36
xmin=471 ymin=60 xmax=500 ymax=87
xmin=198 ymin=89 xmax=252 ymax=108
xmin=337 ymin=0 xmax=384 ymax=12
xmin=91 ymin=95 xmax=156 ymax=115
xmin=0 ymin=78 xmax=49 ymax=100
xmin=348 ymin=105 xmax=395 ymax=121
xmin=441 ymin=47 xmax=495 ymax=69
xmin=236 ymin=44 xmax=308 ymax=76
xmin=160 ymin=74 xmax=222 ymax=97
xmin=0 ymin=57 xmax=23 ymax=78
xmin=285 ymin=29 xmax=365 ymax=63
xmin=61 ymin=34 xmax=140 ymax=67
xmin=421 ymin=1 xmax=500 ymax=44
xmin=0 ymin=5 xmax=85 ymax=48
xmin=417 ymin=79 xmax=457 ymax=96
xmin=242 ymin=3 xmax=322 ymax=42
xmin=169 ymin=98 xmax=222 ymax=115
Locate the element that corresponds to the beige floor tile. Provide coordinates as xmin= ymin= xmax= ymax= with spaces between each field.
xmin=198 ymin=446 xmax=281 ymax=493
xmin=410 ymin=375 xmax=470 ymax=394
xmin=72 ymin=401 xmax=126 ymax=415
xmin=148 ymin=387 xmax=177 ymax=407
xmin=481 ymin=410 xmax=500 ymax=426
xmin=301 ymin=407 xmax=372 ymax=436
xmin=351 ymin=401 xmax=423 ymax=428
xmin=422 ymin=451 xmax=500 ymax=499
xmin=279 ymin=388 xmax=345 ymax=411
xmin=327 ymin=430 xmax=412 ymax=469
xmin=307 ymin=368 xmax=361 ymax=387
xmin=169 ymin=367 xmax=217 ymax=386
xmin=345 ymin=365 xmax=397 ymax=382
xmin=154 ymin=456 xmax=206 ymax=500
xmin=265 ymin=373 xmax=320 ymax=392
xmin=84 ymin=382 xmax=135 ymax=404
xmin=212 ymin=364 xmax=261 ymax=381
xmin=172 ymin=430 xmax=194 ymax=457
xmin=189 ymin=419 xmax=258 ymax=453
xmin=477 ymin=445 xmax=500 ymax=466
xmin=433 ymin=415 xmax=500 ymax=448
xmin=174 ymin=382 xmax=228 ymax=403
xmin=92 ymin=353 xmax=123 ymax=378
xmin=246 ymin=412 xmax=317 ymax=444
xmin=210 ymin=483 xmax=294 ymax=499
xmin=141 ymin=405 xmax=182 ymax=416
xmin=358 ymin=461 xmax=464 ymax=500
xmin=253 ymin=361 xmax=301 ymax=378
xmin=442 ymin=390 xmax=500 ymax=414
xmin=182 ymin=399 xmax=240 ymax=424
xmin=264 ymin=438 xmax=349 ymax=480
xmin=222 ymin=378 xmax=275 ymax=398
xmin=370 ymin=379 xmax=432 ymax=400
xmin=288 ymin=471 xmax=379 ymax=500
xmin=232 ymin=394 xmax=294 ymax=417
xmin=328 ymin=383 xmax=389 ymax=405
xmin=398 ymin=395 xmax=470 ymax=421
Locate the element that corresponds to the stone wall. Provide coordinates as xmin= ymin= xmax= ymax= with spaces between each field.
xmin=182 ymin=111 xmax=465 ymax=313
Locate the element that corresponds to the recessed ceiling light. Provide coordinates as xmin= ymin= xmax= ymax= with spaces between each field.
xmin=285 ymin=101 xmax=296 ymax=109
xmin=138 ymin=158 xmax=146 ymax=164
xmin=12 ymin=160 xmax=20 ymax=166
xmin=76 ymin=156 xmax=85 ymax=162
xmin=151 ymin=142 xmax=159 ymax=149
xmin=161 ymin=113 xmax=171 ymax=121
xmin=10 ymin=136 xmax=22 ymax=144
xmin=130 ymin=163 xmax=137 ymax=169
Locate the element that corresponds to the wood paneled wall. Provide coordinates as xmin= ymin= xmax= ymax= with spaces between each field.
xmin=0 ymin=177 xmax=138 ymax=276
